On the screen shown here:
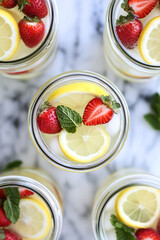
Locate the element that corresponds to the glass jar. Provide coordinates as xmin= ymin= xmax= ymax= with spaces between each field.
xmin=92 ymin=169 xmax=160 ymax=240
xmin=28 ymin=70 xmax=129 ymax=172
xmin=104 ymin=0 xmax=160 ymax=82
xmin=0 ymin=167 xmax=63 ymax=239
xmin=0 ymin=0 xmax=58 ymax=80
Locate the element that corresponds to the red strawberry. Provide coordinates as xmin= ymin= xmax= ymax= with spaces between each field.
xmin=37 ymin=103 xmax=62 ymax=134
xmin=116 ymin=16 xmax=143 ymax=49
xmin=128 ymin=0 xmax=158 ymax=19
xmin=19 ymin=187 xmax=34 ymax=197
xmin=0 ymin=229 xmax=22 ymax=240
xmin=135 ymin=228 xmax=160 ymax=240
xmin=18 ymin=16 xmax=45 ymax=48
xmin=83 ymin=96 xmax=118 ymax=126
xmin=0 ymin=207 xmax=11 ymax=227
xmin=0 ymin=0 xmax=17 ymax=8
xmin=0 ymin=189 xmax=6 ymax=198
xmin=18 ymin=0 xmax=48 ymax=18
xmin=157 ymin=219 xmax=160 ymax=234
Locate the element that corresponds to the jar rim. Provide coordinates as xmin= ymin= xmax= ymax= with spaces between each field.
xmin=0 ymin=173 xmax=62 ymax=240
xmin=28 ymin=70 xmax=130 ymax=172
xmin=108 ymin=0 xmax=160 ymax=69
xmin=0 ymin=0 xmax=58 ymax=68
xmin=92 ymin=170 xmax=160 ymax=240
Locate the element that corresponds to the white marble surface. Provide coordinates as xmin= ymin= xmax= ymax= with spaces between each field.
xmin=0 ymin=0 xmax=160 ymax=239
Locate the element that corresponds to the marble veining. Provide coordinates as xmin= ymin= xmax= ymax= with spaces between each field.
xmin=0 ymin=0 xmax=160 ymax=239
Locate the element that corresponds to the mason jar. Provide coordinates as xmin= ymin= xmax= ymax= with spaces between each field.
xmin=28 ymin=70 xmax=129 ymax=172
xmin=92 ymin=169 xmax=160 ymax=240
xmin=0 ymin=167 xmax=63 ymax=239
xmin=104 ymin=0 xmax=160 ymax=82
xmin=0 ymin=0 xmax=58 ymax=80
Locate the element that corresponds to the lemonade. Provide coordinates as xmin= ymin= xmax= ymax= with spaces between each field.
xmin=104 ymin=0 xmax=160 ymax=81
xmin=92 ymin=169 xmax=160 ymax=240
xmin=0 ymin=0 xmax=58 ymax=79
xmin=28 ymin=71 xmax=129 ymax=172
xmin=0 ymin=167 xmax=63 ymax=240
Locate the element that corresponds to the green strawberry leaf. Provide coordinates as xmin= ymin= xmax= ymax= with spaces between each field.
xmin=101 ymin=95 xmax=121 ymax=112
xmin=0 ymin=230 xmax=5 ymax=240
xmin=56 ymin=105 xmax=82 ymax=133
xmin=144 ymin=114 xmax=160 ymax=130
xmin=4 ymin=188 xmax=20 ymax=224
xmin=18 ymin=0 xmax=30 ymax=11
xmin=110 ymin=215 xmax=136 ymax=240
xmin=3 ymin=160 xmax=22 ymax=172
xmin=0 ymin=0 xmax=3 ymax=4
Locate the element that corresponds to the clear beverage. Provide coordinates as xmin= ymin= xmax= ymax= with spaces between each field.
xmin=104 ymin=0 xmax=160 ymax=82
xmin=92 ymin=169 xmax=160 ymax=240
xmin=0 ymin=167 xmax=63 ymax=240
xmin=28 ymin=71 xmax=129 ymax=172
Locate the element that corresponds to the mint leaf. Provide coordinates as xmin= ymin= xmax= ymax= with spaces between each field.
xmin=144 ymin=114 xmax=160 ymax=130
xmin=151 ymin=93 xmax=160 ymax=117
xmin=4 ymin=188 xmax=20 ymax=224
xmin=0 ymin=230 xmax=5 ymax=240
xmin=3 ymin=160 xmax=22 ymax=172
xmin=56 ymin=105 xmax=82 ymax=133
xmin=110 ymin=215 xmax=136 ymax=240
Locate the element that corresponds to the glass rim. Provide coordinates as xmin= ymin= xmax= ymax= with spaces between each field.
xmin=28 ymin=70 xmax=130 ymax=173
xmin=108 ymin=0 xmax=160 ymax=70
xmin=92 ymin=171 xmax=160 ymax=240
xmin=0 ymin=174 xmax=62 ymax=240
xmin=0 ymin=0 xmax=58 ymax=67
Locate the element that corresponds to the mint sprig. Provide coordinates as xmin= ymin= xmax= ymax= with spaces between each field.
xmin=3 ymin=160 xmax=22 ymax=172
xmin=0 ymin=230 xmax=5 ymax=240
xmin=110 ymin=214 xmax=136 ymax=240
xmin=56 ymin=105 xmax=82 ymax=133
xmin=4 ymin=188 xmax=20 ymax=224
xmin=144 ymin=93 xmax=160 ymax=130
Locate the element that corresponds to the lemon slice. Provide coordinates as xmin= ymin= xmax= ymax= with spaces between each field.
xmin=0 ymin=9 xmax=20 ymax=60
xmin=59 ymin=125 xmax=110 ymax=163
xmin=115 ymin=186 xmax=160 ymax=228
xmin=11 ymin=197 xmax=52 ymax=240
xmin=138 ymin=16 xmax=160 ymax=65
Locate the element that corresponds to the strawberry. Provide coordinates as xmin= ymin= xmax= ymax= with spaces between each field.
xmin=19 ymin=187 xmax=34 ymax=197
xmin=128 ymin=0 xmax=158 ymax=19
xmin=116 ymin=13 xmax=143 ymax=49
xmin=157 ymin=219 xmax=160 ymax=235
xmin=0 ymin=229 xmax=22 ymax=240
xmin=0 ymin=189 xmax=6 ymax=198
xmin=18 ymin=0 xmax=48 ymax=18
xmin=37 ymin=102 xmax=62 ymax=134
xmin=0 ymin=207 xmax=11 ymax=227
xmin=83 ymin=96 xmax=120 ymax=126
xmin=18 ymin=16 xmax=45 ymax=48
xmin=135 ymin=228 xmax=160 ymax=240
xmin=0 ymin=0 xmax=17 ymax=8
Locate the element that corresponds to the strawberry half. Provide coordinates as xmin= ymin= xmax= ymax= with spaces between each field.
xmin=18 ymin=16 xmax=45 ymax=48
xmin=19 ymin=187 xmax=34 ymax=197
xmin=37 ymin=102 xmax=62 ymax=134
xmin=128 ymin=0 xmax=158 ymax=19
xmin=0 ymin=207 xmax=11 ymax=227
xmin=83 ymin=96 xmax=120 ymax=126
xmin=135 ymin=228 xmax=160 ymax=240
xmin=0 ymin=0 xmax=17 ymax=8
xmin=116 ymin=14 xmax=143 ymax=49
xmin=0 ymin=229 xmax=22 ymax=240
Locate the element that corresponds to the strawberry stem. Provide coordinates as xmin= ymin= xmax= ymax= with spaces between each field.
xmin=101 ymin=95 xmax=121 ymax=113
xmin=37 ymin=101 xmax=52 ymax=115
xmin=18 ymin=0 xmax=30 ymax=11
xmin=23 ymin=16 xmax=40 ymax=23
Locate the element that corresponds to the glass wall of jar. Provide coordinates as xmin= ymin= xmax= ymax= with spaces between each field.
xmin=104 ymin=0 xmax=160 ymax=82
xmin=92 ymin=169 xmax=160 ymax=240
xmin=0 ymin=0 xmax=58 ymax=80
xmin=0 ymin=167 xmax=63 ymax=239
xmin=28 ymin=71 xmax=129 ymax=172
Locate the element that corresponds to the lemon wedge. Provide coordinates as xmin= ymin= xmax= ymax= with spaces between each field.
xmin=115 ymin=186 xmax=160 ymax=228
xmin=59 ymin=125 xmax=110 ymax=163
xmin=138 ymin=16 xmax=160 ymax=65
xmin=11 ymin=197 xmax=52 ymax=240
